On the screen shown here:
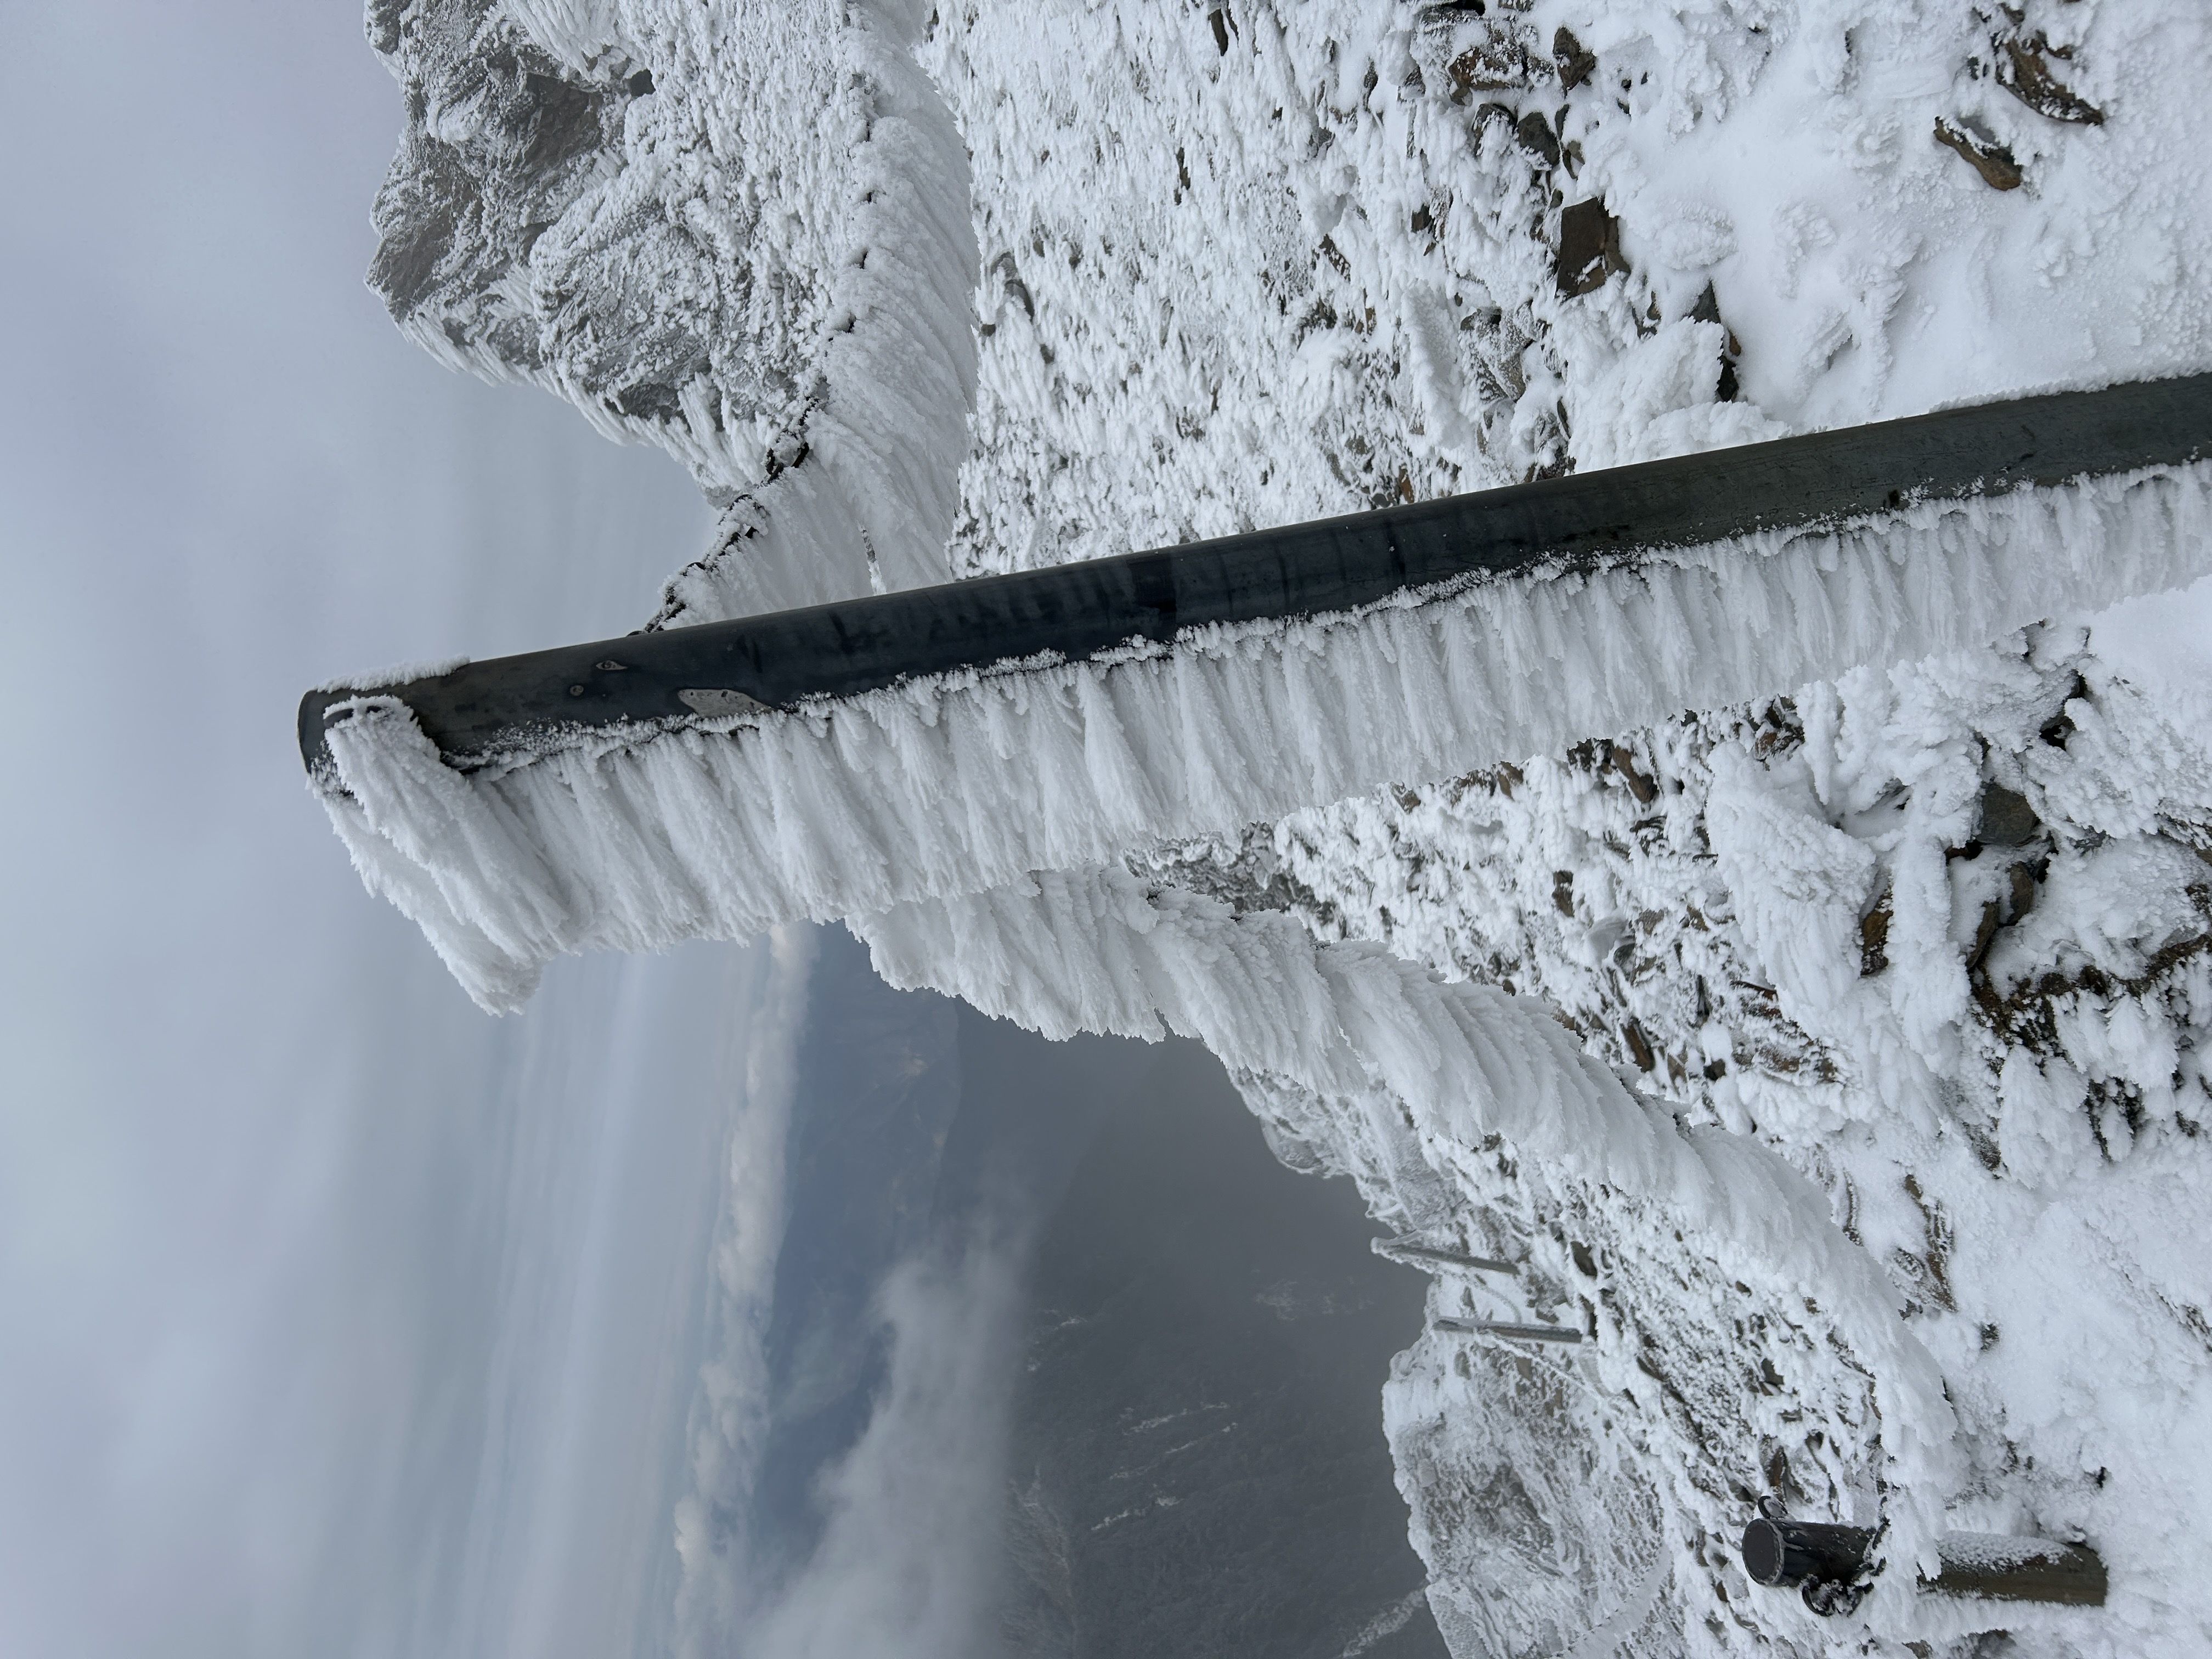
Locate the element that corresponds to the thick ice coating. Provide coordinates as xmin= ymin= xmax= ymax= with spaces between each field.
xmin=319 ymin=462 xmax=2212 ymax=1011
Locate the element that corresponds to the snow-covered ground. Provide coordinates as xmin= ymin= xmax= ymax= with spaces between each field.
xmin=329 ymin=1 xmax=2212 ymax=1653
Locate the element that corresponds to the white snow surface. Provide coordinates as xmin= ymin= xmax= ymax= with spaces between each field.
xmin=1188 ymin=620 xmax=2212 ymax=1656
xmin=326 ymin=0 xmax=2212 ymax=1654
xmin=924 ymin=0 xmax=2211 ymax=566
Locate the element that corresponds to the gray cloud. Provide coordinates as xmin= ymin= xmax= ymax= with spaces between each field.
xmin=740 ymin=1235 xmax=1027 ymax=1659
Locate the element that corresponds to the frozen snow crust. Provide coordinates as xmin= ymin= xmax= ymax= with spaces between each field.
xmin=331 ymin=0 xmax=2212 ymax=1654
xmin=1141 ymin=619 xmax=2212 ymax=1656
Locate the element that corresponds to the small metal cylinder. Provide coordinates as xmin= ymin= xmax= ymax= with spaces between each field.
xmin=1740 ymin=1517 xmax=1875 ymax=1589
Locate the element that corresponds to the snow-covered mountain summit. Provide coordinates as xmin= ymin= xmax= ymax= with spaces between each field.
xmin=349 ymin=2 xmax=2212 ymax=1654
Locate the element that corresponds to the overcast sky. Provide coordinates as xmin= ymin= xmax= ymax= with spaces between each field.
xmin=0 ymin=6 xmax=785 ymax=1656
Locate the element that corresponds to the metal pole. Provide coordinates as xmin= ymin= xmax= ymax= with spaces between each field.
xmin=301 ymin=374 xmax=2212 ymax=777
xmin=1432 ymin=1317 xmax=1583 ymax=1345
xmin=1373 ymin=1236 xmax=1518 ymax=1274
xmin=1741 ymin=1513 xmax=2107 ymax=1613
xmin=1921 ymin=1533 xmax=2108 ymax=1606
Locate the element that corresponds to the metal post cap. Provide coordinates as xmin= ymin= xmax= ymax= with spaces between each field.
xmin=1739 ymin=1516 xmax=1875 ymax=1588
xmin=1741 ymin=1516 xmax=1790 ymax=1585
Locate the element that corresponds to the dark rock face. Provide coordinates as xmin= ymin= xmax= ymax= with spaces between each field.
xmin=1995 ymin=31 xmax=2106 ymax=127
xmin=366 ymin=3 xmax=667 ymax=392
xmin=1933 ymin=116 xmax=2024 ymax=190
xmin=1978 ymin=783 xmax=2043 ymax=849
xmin=1555 ymin=199 xmax=1621 ymax=296
xmin=360 ymin=3 xmax=979 ymax=612
xmin=999 ymin=1043 xmax=1448 ymax=1659
xmin=357 ymin=2 xmax=867 ymax=502
xmin=1515 ymin=110 xmax=1561 ymax=168
xmin=1551 ymin=27 xmax=1598 ymax=92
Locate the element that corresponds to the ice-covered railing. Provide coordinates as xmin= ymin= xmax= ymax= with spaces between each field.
xmin=302 ymin=375 xmax=2212 ymax=1010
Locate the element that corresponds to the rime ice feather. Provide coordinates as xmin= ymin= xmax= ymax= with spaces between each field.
xmin=319 ymin=464 xmax=2212 ymax=1012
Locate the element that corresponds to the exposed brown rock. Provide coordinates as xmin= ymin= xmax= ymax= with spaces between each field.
xmin=1553 ymin=26 xmax=1598 ymax=91
xmin=1448 ymin=35 xmax=1546 ymax=98
xmin=1555 ymin=198 xmax=1620 ymax=295
xmin=1607 ymin=742 xmax=1658 ymax=803
xmin=1860 ymin=894 xmax=1892 ymax=977
xmin=1997 ymin=34 xmax=2105 ymax=126
xmin=1623 ymin=1019 xmax=1657 ymax=1072
xmin=1934 ymin=117 xmax=2023 ymax=190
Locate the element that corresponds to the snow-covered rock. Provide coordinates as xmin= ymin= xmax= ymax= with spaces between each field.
xmin=366 ymin=0 xmax=977 ymax=610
